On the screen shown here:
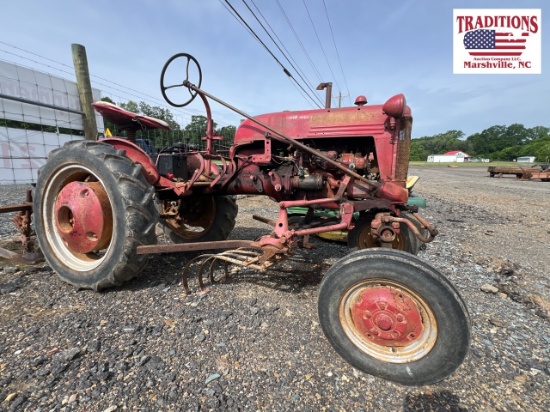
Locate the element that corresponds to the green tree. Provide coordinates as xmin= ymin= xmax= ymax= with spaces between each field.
xmin=120 ymin=100 xmax=139 ymax=114
xmin=136 ymin=101 xmax=181 ymax=148
xmin=493 ymin=145 xmax=522 ymax=161
xmin=217 ymin=125 xmax=236 ymax=145
xmin=184 ymin=115 xmax=217 ymax=146
xmin=528 ymin=126 xmax=550 ymax=141
xmin=524 ymin=136 xmax=550 ymax=162
xmin=467 ymin=125 xmax=506 ymax=156
xmin=467 ymin=124 xmax=532 ymax=157
xmin=411 ymin=123 xmax=549 ymax=162
xmin=409 ymin=139 xmax=430 ymax=161
xmin=409 ymin=130 xmax=467 ymax=160
xmin=504 ymin=124 xmax=530 ymax=146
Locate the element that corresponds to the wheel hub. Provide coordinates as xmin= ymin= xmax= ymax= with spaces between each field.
xmin=351 ymin=286 xmax=424 ymax=346
xmin=54 ymin=181 xmax=113 ymax=253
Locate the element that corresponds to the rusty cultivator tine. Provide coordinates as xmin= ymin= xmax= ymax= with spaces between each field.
xmin=181 ymin=248 xmax=272 ymax=294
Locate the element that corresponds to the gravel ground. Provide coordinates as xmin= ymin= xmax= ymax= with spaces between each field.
xmin=0 ymin=166 xmax=548 ymax=412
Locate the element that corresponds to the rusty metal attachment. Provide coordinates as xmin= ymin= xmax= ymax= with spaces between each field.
xmin=370 ymin=211 xmax=438 ymax=246
xmin=488 ymin=165 xmax=550 ymax=181
xmin=339 ymin=279 xmax=438 ymax=363
xmin=0 ymin=190 xmax=43 ymax=265
xmin=181 ymin=245 xmax=286 ymax=294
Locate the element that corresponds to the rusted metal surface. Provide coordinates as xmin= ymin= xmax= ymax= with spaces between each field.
xmin=54 ymin=181 xmax=113 ymax=254
xmin=136 ymin=240 xmax=257 ymax=255
xmin=0 ymin=247 xmax=42 ymax=265
xmin=159 ymin=197 xmax=218 ymax=241
xmin=181 ymin=248 xmax=274 ymax=294
xmin=0 ymin=190 xmax=43 ymax=264
xmin=12 ymin=190 xmax=34 ymax=253
xmin=138 ymin=236 xmax=295 ymax=294
xmin=369 ymin=212 xmax=438 ymax=245
xmin=176 ymin=241 xmax=287 ymax=294
xmin=0 ymin=203 xmax=32 ymax=214
xmin=349 ymin=286 xmax=424 ymax=345
xmin=488 ymin=165 xmax=550 ymax=181
xmin=527 ymin=170 xmax=550 ymax=181
xmin=411 ymin=212 xmax=439 ymax=241
xmin=339 ymin=280 xmax=438 ymax=363
xmin=183 ymin=80 xmax=410 ymax=203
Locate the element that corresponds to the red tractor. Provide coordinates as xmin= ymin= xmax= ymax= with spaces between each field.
xmin=31 ymin=54 xmax=469 ymax=385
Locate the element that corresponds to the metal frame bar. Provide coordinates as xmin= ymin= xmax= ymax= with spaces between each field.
xmin=0 ymin=93 xmax=84 ymax=115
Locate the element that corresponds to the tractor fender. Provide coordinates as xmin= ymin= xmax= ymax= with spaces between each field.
xmin=100 ymin=138 xmax=160 ymax=185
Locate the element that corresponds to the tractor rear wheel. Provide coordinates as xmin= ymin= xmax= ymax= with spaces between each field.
xmin=160 ymin=195 xmax=238 ymax=243
xmin=318 ymin=248 xmax=470 ymax=385
xmin=33 ymin=141 xmax=158 ymax=290
xmin=348 ymin=212 xmax=423 ymax=255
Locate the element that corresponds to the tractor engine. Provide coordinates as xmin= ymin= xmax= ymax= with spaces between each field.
xmin=226 ymin=97 xmax=412 ymax=203
xmin=223 ymin=140 xmax=378 ymax=200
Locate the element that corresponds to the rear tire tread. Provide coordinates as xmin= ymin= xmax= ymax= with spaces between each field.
xmin=34 ymin=141 xmax=157 ymax=290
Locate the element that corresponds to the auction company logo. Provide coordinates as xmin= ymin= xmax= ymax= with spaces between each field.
xmin=453 ymin=9 xmax=541 ymax=74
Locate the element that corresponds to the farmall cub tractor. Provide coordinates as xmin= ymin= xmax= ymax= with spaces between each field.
xmin=32 ymin=54 xmax=470 ymax=385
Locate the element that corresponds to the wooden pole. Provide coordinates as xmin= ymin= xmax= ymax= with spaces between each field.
xmin=72 ymin=44 xmax=97 ymax=140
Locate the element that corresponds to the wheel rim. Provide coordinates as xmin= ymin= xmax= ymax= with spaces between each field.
xmin=339 ymin=279 xmax=437 ymax=363
xmin=163 ymin=197 xmax=217 ymax=240
xmin=356 ymin=222 xmax=406 ymax=250
xmin=42 ymin=164 xmax=114 ymax=271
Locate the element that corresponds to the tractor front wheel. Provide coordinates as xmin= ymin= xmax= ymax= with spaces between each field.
xmin=318 ymin=248 xmax=470 ymax=385
xmin=33 ymin=141 xmax=158 ymax=290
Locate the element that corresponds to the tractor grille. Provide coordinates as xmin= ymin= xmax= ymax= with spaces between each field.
xmin=395 ymin=117 xmax=412 ymax=183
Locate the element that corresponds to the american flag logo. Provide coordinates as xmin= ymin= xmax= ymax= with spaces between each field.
xmin=463 ymin=29 xmax=528 ymax=57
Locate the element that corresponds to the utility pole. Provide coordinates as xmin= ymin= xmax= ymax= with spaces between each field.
xmin=72 ymin=44 xmax=98 ymax=140
xmin=333 ymin=91 xmax=349 ymax=108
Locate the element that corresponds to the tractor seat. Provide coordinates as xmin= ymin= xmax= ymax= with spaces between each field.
xmin=92 ymin=101 xmax=171 ymax=131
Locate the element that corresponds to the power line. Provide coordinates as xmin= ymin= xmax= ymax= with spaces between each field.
xmin=0 ymin=42 xmax=234 ymax=127
xmin=274 ymin=0 xmax=323 ymax=84
xmin=249 ymin=0 xmax=320 ymax=98
xmin=220 ymin=0 xmax=322 ymax=108
xmin=221 ymin=0 xmax=321 ymax=108
xmin=322 ymin=0 xmax=351 ymax=105
xmin=241 ymin=0 xmax=324 ymax=107
xmin=0 ymin=47 xmax=196 ymax=124
xmin=302 ymin=0 xmax=342 ymax=95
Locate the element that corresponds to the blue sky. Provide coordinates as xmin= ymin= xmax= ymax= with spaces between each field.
xmin=2 ymin=0 xmax=548 ymax=138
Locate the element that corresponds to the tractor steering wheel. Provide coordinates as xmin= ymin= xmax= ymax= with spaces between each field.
xmin=160 ymin=53 xmax=203 ymax=107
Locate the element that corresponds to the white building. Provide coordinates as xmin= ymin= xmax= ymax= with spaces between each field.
xmin=516 ymin=156 xmax=536 ymax=163
xmin=427 ymin=150 xmax=470 ymax=163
